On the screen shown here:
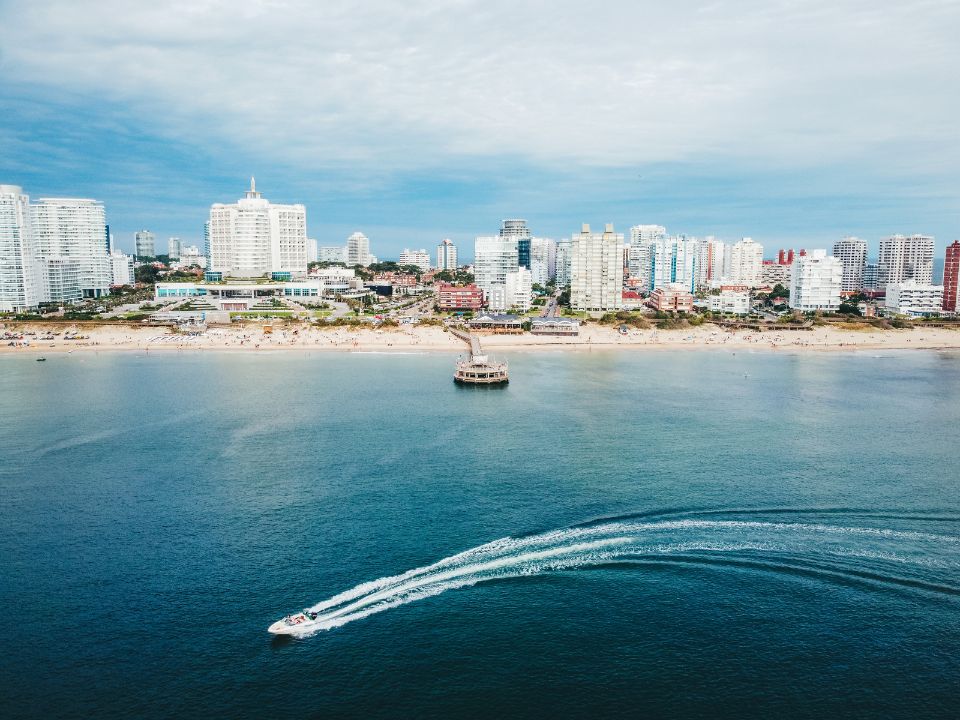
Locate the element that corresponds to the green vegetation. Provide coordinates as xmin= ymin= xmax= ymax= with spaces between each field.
xmin=433 ymin=269 xmax=475 ymax=284
xmin=598 ymin=311 xmax=651 ymax=329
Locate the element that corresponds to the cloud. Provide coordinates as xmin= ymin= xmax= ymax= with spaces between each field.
xmin=2 ymin=0 xmax=958 ymax=174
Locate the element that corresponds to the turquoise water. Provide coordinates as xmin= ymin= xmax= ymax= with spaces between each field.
xmin=1 ymin=349 xmax=959 ymax=718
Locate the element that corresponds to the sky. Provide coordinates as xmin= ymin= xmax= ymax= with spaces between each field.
xmin=1 ymin=0 xmax=958 ymax=261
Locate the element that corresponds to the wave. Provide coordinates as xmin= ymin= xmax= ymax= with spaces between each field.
xmin=277 ymin=517 xmax=960 ymax=636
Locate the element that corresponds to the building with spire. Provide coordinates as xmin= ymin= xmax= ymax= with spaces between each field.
xmin=208 ymin=178 xmax=308 ymax=278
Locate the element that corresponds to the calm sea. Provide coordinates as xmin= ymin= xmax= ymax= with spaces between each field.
xmin=1 ymin=349 xmax=959 ymax=719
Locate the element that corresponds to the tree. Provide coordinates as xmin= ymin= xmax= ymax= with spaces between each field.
xmin=135 ymin=264 xmax=161 ymax=285
xmin=557 ymin=288 xmax=571 ymax=306
xmin=838 ymin=302 xmax=862 ymax=316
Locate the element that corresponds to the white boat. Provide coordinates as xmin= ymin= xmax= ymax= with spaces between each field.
xmin=268 ymin=609 xmax=321 ymax=634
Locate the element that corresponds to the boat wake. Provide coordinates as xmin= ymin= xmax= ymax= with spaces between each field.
xmin=272 ymin=515 xmax=960 ymax=636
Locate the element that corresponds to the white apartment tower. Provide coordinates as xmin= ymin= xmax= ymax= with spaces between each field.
xmin=346 ymin=231 xmax=372 ymax=266
xmin=167 ymin=237 xmax=182 ymax=259
xmin=650 ymin=236 xmax=698 ymax=293
xmin=135 ymin=229 xmax=156 ymax=258
xmin=832 ymin=236 xmax=868 ymax=293
xmin=555 ymin=239 xmax=572 ymax=287
xmin=529 ymin=237 xmax=557 ymax=286
xmin=877 ymin=234 xmax=934 ymax=288
xmin=110 ymin=250 xmax=135 ymax=286
xmin=629 ymin=225 xmax=667 ymax=245
xmin=789 ymin=249 xmax=843 ymax=312
xmin=570 ymin=223 xmax=624 ymax=312
xmin=399 ymin=248 xmax=431 ymax=272
xmin=31 ymin=197 xmax=112 ymax=298
xmin=726 ymin=238 xmax=764 ymax=287
xmin=474 ymin=236 xmax=519 ymax=299
xmin=209 ymin=178 xmax=308 ymax=277
xmin=0 ymin=185 xmax=43 ymax=311
xmin=504 ymin=267 xmax=533 ymax=312
xmin=436 ymin=239 xmax=458 ymax=271
xmin=695 ymin=237 xmax=726 ymax=291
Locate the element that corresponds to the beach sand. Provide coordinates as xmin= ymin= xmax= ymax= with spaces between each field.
xmin=3 ymin=322 xmax=960 ymax=355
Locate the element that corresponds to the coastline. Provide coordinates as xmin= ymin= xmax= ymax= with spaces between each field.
xmin=3 ymin=322 xmax=960 ymax=355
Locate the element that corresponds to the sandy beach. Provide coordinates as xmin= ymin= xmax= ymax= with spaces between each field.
xmin=3 ymin=322 xmax=960 ymax=354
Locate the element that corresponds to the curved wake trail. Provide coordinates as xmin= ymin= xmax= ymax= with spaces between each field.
xmin=282 ymin=519 xmax=960 ymax=635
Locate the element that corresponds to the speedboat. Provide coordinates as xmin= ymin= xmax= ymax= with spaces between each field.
xmin=268 ymin=609 xmax=320 ymax=635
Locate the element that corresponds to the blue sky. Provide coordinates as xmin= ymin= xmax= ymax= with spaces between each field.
xmin=1 ymin=0 xmax=958 ymax=261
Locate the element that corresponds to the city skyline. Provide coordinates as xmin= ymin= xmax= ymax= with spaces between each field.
xmin=2 ymin=2 xmax=959 ymax=257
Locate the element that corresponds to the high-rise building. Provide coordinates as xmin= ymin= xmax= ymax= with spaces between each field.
xmin=500 ymin=219 xmax=531 ymax=269
xmin=474 ymin=236 xmax=519 ymax=299
xmin=555 ymin=238 xmax=572 ymax=287
xmin=726 ymin=238 xmax=764 ymax=287
xmin=399 ymin=248 xmax=431 ymax=272
xmin=202 ymin=222 xmax=210 ymax=260
xmin=529 ymin=237 xmax=557 ymax=286
xmin=436 ymin=239 xmax=458 ymax=271
xmin=209 ymin=178 xmax=308 ymax=277
xmin=695 ymin=237 xmax=725 ymax=291
xmin=110 ymin=250 xmax=135 ymax=286
xmin=626 ymin=242 xmax=652 ymax=291
xmin=789 ymin=249 xmax=843 ymax=312
xmin=135 ymin=229 xmax=155 ymax=258
xmin=650 ymin=236 xmax=698 ymax=293
xmin=877 ymin=234 xmax=934 ymax=288
xmin=570 ymin=223 xmax=624 ymax=312
xmin=306 ymin=238 xmax=318 ymax=263
xmin=832 ymin=237 xmax=868 ymax=293
xmin=44 ymin=257 xmax=82 ymax=304
xmin=0 ymin=184 xmax=43 ymax=311
xmin=503 ymin=267 xmax=533 ymax=312
xmin=629 ymin=225 xmax=667 ymax=244
xmin=862 ymin=263 xmax=880 ymax=291
xmin=31 ymin=197 xmax=112 ymax=298
xmin=346 ymin=231 xmax=372 ymax=266
xmin=167 ymin=237 xmax=182 ymax=259
xmin=943 ymin=241 xmax=960 ymax=312
xmin=318 ymin=246 xmax=346 ymax=263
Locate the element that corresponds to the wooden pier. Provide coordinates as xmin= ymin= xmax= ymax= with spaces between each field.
xmin=450 ymin=327 xmax=509 ymax=385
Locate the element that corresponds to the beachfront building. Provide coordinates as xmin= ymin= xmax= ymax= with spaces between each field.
xmin=437 ymin=283 xmax=483 ymax=311
xmin=877 ymin=234 xmax=934 ymax=288
xmin=0 ymin=184 xmax=44 ymax=312
xmin=110 ymin=250 xmax=135 ymax=285
xmin=650 ymin=236 xmax=698 ymax=293
xmin=649 ymin=284 xmax=694 ymax=312
xmin=942 ymin=241 xmax=960 ymax=312
xmin=399 ymin=248 xmax=431 ymax=272
xmin=436 ymin=239 xmax=457 ymax=271
xmin=135 ymin=229 xmax=155 ymax=258
xmin=529 ymin=237 xmax=557 ymax=286
xmin=499 ymin=219 xmax=531 ymax=269
xmin=503 ymin=267 xmax=533 ymax=312
xmin=570 ymin=223 xmax=624 ymax=312
xmin=832 ymin=237 xmax=868 ymax=293
xmin=31 ymin=197 xmax=112 ymax=298
xmin=708 ymin=289 xmax=751 ymax=315
xmin=726 ymin=238 xmax=764 ymax=287
xmin=789 ymin=249 xmax=843 ymax=312
xmin=626 ymin=242 xmax=652 ymax=291
xmin=884 ymin=282 xmax=944 ymax=317
xmin=555 ymin=238 xmax=572 ymax=287
xmin=474 ymin=235 xmax=519 ymax=302
xmin=154 ymin=279 xmax=324 ymax=310
xmin=208 ymin=179 xmax=308 ymax=278
xmin=309 ymin=266 xmax=360 ymax=295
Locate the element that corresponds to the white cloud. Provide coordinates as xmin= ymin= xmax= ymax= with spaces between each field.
xmin=1 ymin=0 xmax=958 ymax=173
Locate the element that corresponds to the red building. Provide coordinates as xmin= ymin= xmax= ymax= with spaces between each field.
xmin=944 ymin=241 xmax=960 ymax=312
xmin=437 ymin=283 xmax=484 ymax=311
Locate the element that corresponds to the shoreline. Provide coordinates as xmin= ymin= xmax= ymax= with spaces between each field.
xmin=3 ymin=322 xmax=960 ymax=356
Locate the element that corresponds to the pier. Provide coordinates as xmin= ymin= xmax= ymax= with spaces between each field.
xmin=450 ymin=327 xmax=509 ymax=385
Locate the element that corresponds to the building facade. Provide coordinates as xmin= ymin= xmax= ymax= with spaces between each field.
xmin=318 ymin=246 xmax=346 ymax=263
xmin=885 ymin=282 xmax=944 ymax=317
xmin=789 ymin=249 xmax=843 ymax=312
xmin=135 ymin=229 xmax=156 ymax=258
xmin=346 ymin=232 xmax=372 ymax=266
xmin=650 ymin=236 xmax=698 ymax=293
xmin=474 ymin=236 xmax=519 ymax=300
xmin=436 ymin=283 xmax=483 ymax=310
xmin=832 ymin=236 xmax=868 ymax=293
xmin=503 ymin=267 xmax=533 ymax=312
xmin=399 ymin=248 xmax=431 ymax=272
xmin=529 ymin=237 xmax=557 ymax=286
xmin=110 ymin=250 xmax=135 ymax=286
xmin=436 ymin=239 xmax=457 ymax=271
xmin=726 ymin=238 xmax=764 ymax=287
xmin=708 ymin=290 xmax=750 ymax=314
xmin=649 ymin=284 xmax=694 ymax=312
xmin=877 ymin=234 xmax=934 ymax=288
xmin=0 ymin=184 xmax=43 ymax=311
xmin=167 ymin=237 xmax=182 ymax=259
xmin=570 ymin=223 xmax=624 ymax=312
xmin=555 ymin=238 xmax=572 ymax=287
xmin=500 ymin=219 xmax=531 ymax=269
xmin=208 ymin=179 xmax=308 ymax=277
xmin=31 ymin=197 xmax=112 ymax=298
xmin=942 ymin=241 xmax=960 ymax=312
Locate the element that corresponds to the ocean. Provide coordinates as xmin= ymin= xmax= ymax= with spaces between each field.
xmin=1 ymin=349 xmax=959 ymax=718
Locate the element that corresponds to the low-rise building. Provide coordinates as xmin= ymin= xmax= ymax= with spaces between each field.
xmin=649 ymin=284 xmax=694 ymax=312
xmin=709 ymin=290 xmax=751 ymax=315
xmin=437 ymin=283 xmax=484 ymax=311
xmin=154 ymin=279 xmax=324 ymax=310
xmin=884 ymin=282 xmax=945 ymax=317
xmin=530 ymin=317 xmax=580 ymax=336
xmin=467 ymin=313 xmax=524 ymax=333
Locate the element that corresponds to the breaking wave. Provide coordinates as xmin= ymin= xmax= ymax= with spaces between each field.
xmin=277 ymin=515 xmax=960 ymax=636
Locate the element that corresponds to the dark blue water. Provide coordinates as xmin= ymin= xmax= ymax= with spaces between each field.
xmin=1 ymin=349 xmax=959 ymax=719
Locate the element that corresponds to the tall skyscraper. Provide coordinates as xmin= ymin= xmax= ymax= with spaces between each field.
xmin=943 ymin=241 xmax=960 ymax=312
xmin=626 ymin=242 xmax=652 ymax=290
xmin=500 ymin=220 xmax=531 ymax=269
xmin=436 ymin=239 xmax=458 ymax=271
xmin=695 ymin=237 xmax=726 ymax=291
xmin=529 ymin=237 xmax=557 ymax=286
xmin=555 ymin=238 xmax=572 ymax=287
xmin=726 ymin=238 xmax=764 ymax=287
xmin=789 ymin=249 xmax=843 ymax=312
xmin=629 ymin=225 xmax=667 ymax=244
xmin=650 ymin=236 xmax=698 ymax=293
xmin=832 ymin=236 xmax=868 ymax=293
xmin=346 ymin=231 xmax=372 ymax=266
xmin=474 ymin=236 xmax=519 ymax=299
xmin=877 ymin=234 xmax=934 ymax=288
xmin=135 ymin=229 xmax=155 ymax=258
xmin=31 ymin=197 xmax=112 ymax=298
xmin=0 ymin=184 xmax=42 ymax=312
xmin=209 ymin=178 xmax=308 ymax=277
xmin=570 ymin=223 xmax=624 ymax=312
xmin=167 ymin=237 xmax=182 ymax=259
xmin=202 ymin=222 xmax=211 ymax=260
